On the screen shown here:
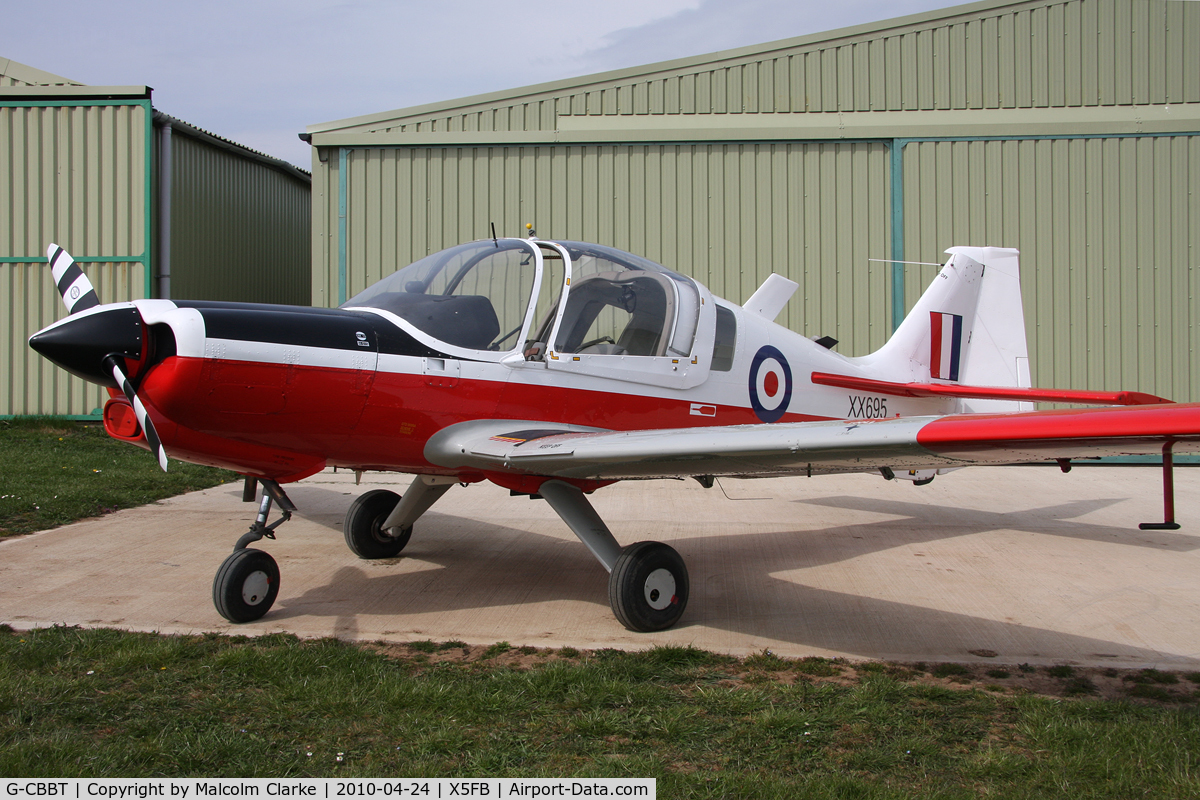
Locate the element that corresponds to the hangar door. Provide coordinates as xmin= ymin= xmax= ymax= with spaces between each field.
xmin=0 ymin=98 xmax=151 ymax=417
xmin=901 ymin=135 xmax=1200 ymax=404
xmin=321 ymin=141 xmax=893 ymax=356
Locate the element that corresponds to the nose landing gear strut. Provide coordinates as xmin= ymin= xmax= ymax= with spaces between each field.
xmin=213 ymin=478 xmax=296 ymax=623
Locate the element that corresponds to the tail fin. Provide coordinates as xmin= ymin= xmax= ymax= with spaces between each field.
xmin=860 ymin=247 xmax=1032 ymax=412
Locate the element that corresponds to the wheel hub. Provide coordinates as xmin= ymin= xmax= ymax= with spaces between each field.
xmin=242 ymin=570 xmax=271 ymax=605
xmin=643 ymin=568 xmax=676 ymax=610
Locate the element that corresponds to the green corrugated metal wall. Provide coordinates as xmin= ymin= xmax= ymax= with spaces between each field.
xmin=317 ymin=142 xmax=892 ymax=350
xmin=0 ymin=77 xmax=313 ymax=417
xmin=309 ymin=0 xmax=1200 ymax=401
xmin=0 ymin=100 xmax=150 ymax=417
xmin=0 ymin=104 xmax=148 ymax=261
xmin=902 ymin=135 xmax=1200 ymax=403
xmin=166 ymin=132 xmax=311 ymax=305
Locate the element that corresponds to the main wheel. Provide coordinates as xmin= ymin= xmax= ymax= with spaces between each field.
xmin=213 ymin=548 xmax=280 ymax=623
xmin=608 ymin=541 xmax=689 ymax=632
xmin=344 ymin=489 xmax=411 ymax=559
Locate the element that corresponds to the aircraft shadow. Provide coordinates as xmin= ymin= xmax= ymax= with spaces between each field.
xmin=259 ymin=485 xmax=1200 ymax=666
xmin=795 ymin=494 xmax=1200 ymax=553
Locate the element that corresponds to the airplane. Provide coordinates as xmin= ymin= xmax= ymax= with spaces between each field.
xmin=27 ymin=234 xmax=1200 ymax=632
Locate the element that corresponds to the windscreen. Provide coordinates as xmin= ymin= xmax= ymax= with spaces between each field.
xmin=342 ymin=240 xmax=539 ymax=351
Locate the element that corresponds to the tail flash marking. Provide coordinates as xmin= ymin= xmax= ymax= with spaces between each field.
xmin=48 ymin=244 xmax=100 ymax=314
xmin=930 ymin=311 xmax=963 ymax=382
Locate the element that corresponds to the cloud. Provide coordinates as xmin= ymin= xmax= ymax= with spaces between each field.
xmin=573 ymin=0 xmax=959 ymax=73
xmin=3 ymin=0 xmax=959 ymax=168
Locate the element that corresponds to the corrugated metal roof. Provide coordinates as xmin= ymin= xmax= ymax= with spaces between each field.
xmin=0 ymin=57 xmax=81 ymax=88
xmin=154 ymin=112 xmax=310 ymax=181
xmin=308 ymin=0 xmax=1200 ymax=141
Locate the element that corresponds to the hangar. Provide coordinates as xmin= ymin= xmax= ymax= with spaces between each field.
xmin=304 ymin=0 xmax=1200 ymax=404
xmin=1 ymin=58 xmax=311 ymax=418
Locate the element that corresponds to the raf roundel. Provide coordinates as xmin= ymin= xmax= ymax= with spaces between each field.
xmin=748 ymin=345 xmax=793 ymax=423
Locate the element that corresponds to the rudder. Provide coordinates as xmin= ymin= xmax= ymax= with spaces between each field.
xmin=859 ymin=246 xmax=1032 ymax=412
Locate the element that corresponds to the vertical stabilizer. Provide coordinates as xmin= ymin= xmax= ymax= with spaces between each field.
xmin=949 ymin=247 xmax=1032 ymax=412
xmin=858 ymin=247 xmax=1032 ymax=412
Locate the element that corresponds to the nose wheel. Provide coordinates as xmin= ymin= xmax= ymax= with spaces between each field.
xmin=212 ymin=478 xmax=295 ymax=623
xmin=213 ymin=548 xmax=280 ymax=623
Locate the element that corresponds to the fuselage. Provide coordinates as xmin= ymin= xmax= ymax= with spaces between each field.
xmin=30 ymin=238 xmax=954 ymax=483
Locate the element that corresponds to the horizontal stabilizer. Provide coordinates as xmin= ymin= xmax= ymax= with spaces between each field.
xmin=810 ymin=372 xmax=1171 ymax=406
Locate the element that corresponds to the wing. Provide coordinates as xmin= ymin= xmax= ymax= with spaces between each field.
xmin=425 ymin=404 xmax=1200 ymax=482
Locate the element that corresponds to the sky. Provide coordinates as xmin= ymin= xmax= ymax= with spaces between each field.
xmin=4 ymin=0 xmax=963 ymax=170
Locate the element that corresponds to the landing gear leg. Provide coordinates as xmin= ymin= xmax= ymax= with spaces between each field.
xmin=540 ymin=480 xmax=689 ymax=632
xmin=213 ymin=479 xmax=295 ymax=623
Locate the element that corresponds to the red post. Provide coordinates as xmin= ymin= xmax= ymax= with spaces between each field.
xmin=1163 ymin=442 xmax=1176 ymax=525
xmin=1140 ymin=441 xmax=1181 ymax=530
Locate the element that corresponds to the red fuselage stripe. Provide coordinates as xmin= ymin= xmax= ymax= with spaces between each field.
xmin=143 ymin=356 xmax=828 ymax=476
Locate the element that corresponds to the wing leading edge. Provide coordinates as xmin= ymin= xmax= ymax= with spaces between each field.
xmin=425 ymin=403 xmax=1200 ymax=482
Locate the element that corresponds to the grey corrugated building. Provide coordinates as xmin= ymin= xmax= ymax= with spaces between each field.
xmin=1 ymin=59 xmax=311 ymax=417
xmin=305 ymin=0 xmax=1200 ymax=403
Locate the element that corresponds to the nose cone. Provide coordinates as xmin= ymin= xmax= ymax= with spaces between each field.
xmin=29 ymin=305 xmax=144 ymax=386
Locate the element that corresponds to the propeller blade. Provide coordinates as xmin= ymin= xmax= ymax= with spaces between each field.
xmin=48 ymin=244 xmax=100 ymax=314
xmin=41 ymin=243 xmax=166 ymax=471
xmin=104 ymin=355 xmax=168 ymax=472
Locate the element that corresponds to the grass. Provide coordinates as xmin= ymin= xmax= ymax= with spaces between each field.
xmin=4 ymin=417 xmax=1200 ymax=792
xmin=2 ymin=626 xmax=1200 ymax=797
xmin=0 ymin=417 xmax=237 ymax=536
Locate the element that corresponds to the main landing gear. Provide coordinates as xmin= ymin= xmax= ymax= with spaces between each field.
xmin=213 ymin=474 xmax=689 ymax=631
xmin=342 ymin=476 xmax=456 ymax=559
xmin=341 ymin=476 xmax=690 ymax=632
xmin=540 ymin=480 xmax=689 ymax=632
xmin=212 ymin=478 xmax=295 ymax=623
xmin=343 ymin=489 xmax=411 ymax=558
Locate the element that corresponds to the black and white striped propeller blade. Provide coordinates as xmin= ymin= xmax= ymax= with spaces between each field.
xmin=48 ymin=244 xmax=100 ymax=314
xmin=42 ymin=243 xmax=167 ymax=471
xmin=104 ymin=355 xmax=168 ymax=472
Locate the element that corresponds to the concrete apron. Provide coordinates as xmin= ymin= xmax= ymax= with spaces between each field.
xmin=1 ymin=466 xmax=1197 ymax=669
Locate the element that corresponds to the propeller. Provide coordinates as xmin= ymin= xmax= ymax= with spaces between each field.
xmin=35 ymin=243 xmax=169 ymax=472
xmin=48 ymin=245 xmax=100 ymax=314
xmin=104 ymin=353 xmax=169 ymax=472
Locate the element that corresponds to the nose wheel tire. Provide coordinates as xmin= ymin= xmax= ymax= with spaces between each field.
xmin=608 ymin=541 xmax=689 ymax=632
xmin=344 ymin=489 xmax=412 ymax=559
xmin=213 ymin=548 xmax=280 ymax=623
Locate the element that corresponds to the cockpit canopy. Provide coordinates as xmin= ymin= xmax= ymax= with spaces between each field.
xmin=342 ymin=239 xmax=536 ymax=351
xmin=549 ymin=243 xmax=700 ymax=358
xmin=342 ymin=239 xmax=702 ymax=363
